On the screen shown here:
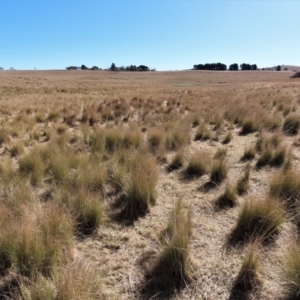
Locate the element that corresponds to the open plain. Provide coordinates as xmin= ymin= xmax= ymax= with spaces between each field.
xmin=0 ymin=69 xmax=300 ymax=299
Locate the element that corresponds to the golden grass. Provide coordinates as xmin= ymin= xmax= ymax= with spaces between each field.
xmin=232 ymin=197 xmax=285 ymax=244
xmin=0 ymin=69 xmax=299 ymax=299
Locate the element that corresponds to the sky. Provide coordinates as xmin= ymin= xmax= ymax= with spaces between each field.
xmin=0 ymin=0 xmax=299 ymax=71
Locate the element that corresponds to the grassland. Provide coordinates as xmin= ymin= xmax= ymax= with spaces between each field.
xmin=0 ymin=69 xmax=299 ymax=299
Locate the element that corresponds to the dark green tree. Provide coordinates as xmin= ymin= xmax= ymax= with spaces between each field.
xmin=229 ymin=63 xmax=239 ymax=71
xmin=110 ymin=63 xmax=116 ymax=71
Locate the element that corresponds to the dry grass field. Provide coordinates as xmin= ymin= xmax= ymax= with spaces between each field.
xmin=0 ymin=69 xmax=300 ymax=299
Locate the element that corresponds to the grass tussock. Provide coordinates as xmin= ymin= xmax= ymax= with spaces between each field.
xmin=147 ymin=198 xmax=193 ymax=292
xmin=269 ymin=169 xmax=300 ymax=208
xmin=256 ymin=146 xmax=288 ymax=168
xmin=214 ymin=147 xmax=227 ymax=160
xmin=241 ymin=118 xmax=258 ymax=135
xmin=195 ymin=123 xmax=211 ymax=141
xmin=222 ymin=131 xmax=232 ymax=144
xmin=10 ymin=142 xmax=24 ymax=157
xmin=231 ymin=197 xmax=284 ymax=244
xmin=147 ymin=129 xmax=165 ymax=153
xmin=210 ymin=159 xmax=228 ymax=184
xmin=15 ymin=257 xmax=111 ymax=300
xmin=233 ymin=246 xmax=262 ymax=292
xmin=123 ymin=155 xmax=157 ymax=217
xmin=236 ymin=163 xmax=251 ymax=195
xmin=53 ymin=187 xmax=103 ymax=235
xmin=0 ymin=129 xmax=10 ymax=145
xmin=168 ymin=151 xmax=185 ymax=171
xmin=215 ymin=184 xmax=238 ymax=209
xmin=281 ymin=242 xmax=300 ymax=299
xmin=184 ymin=151 xmax=211 ymax=178
xmin=19 ymin=151 xmax=45 ymax=185
xmin=72 ymin=191 xmax=103 ymax=235
xmin=283 ymin=113 xmax=300 ymax=135
xmin=166 ymin=128 xmax=189 ymax=151
xmin=242 ymin=145 xmax=256 ymax=161
xmin=0 ymin=204 xmax=73 ymax=277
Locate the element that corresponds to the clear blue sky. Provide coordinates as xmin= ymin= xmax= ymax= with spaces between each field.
xmin=1 ymin=0 xmax=299 ymax=70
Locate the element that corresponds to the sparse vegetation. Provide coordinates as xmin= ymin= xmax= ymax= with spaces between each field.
xmin=0 ymin=69 xmax=298 ymax=299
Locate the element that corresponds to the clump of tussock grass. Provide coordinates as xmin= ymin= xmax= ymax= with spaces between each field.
xmin=184 ymin=151 xmax=211 ymax=178
xmin=0 ymin=161 xmax=17 ymax=186
xmin=10 ymin=142 xmax=24 ymax=157
xmin=0 ymin=204 xmax=74 ymax=277
xmin=211 ymin=114 xmax=223 ymax=131
xmin=48 ymin=153 xmax=71 ymax=184
xmin=168 ymin=151 xmax=185 ymax=171
xmin=210 ymin=159 xmax=228 ymax=184
xmin=256 ymin=147 xmax=274 ymax=168
xmin=214 ymin=147 xmax=227 ymax=160
xmin=148 ymin=199 xmax=193 ymax=291
xmin=231 ymin=197 xmax=284 ymax=244
xmin=222 ymin=131 xmax=232 ymax=144
xmin=236 ymin=163 xmax=251 ymax=195
xmin=194 ymin=123 xmax=211 ymax=141
xmin=166 ymin=128 xmax=189 ymax=151
xmin=283 ymin=113 xmax=300 ymax=135
xmin=53 ymin=187 xmax=103 ymax=235
xmin=47 ymin=110 xmax=60 ymax=122
xmin=73 ymin=159 xmax=107 ymax=192
xmin=242 ymin=145 xmax=256 ymax=161
xmin=110 ymin=149 xmax=132 ymax=192
xmin=15 ymin=257 xmax=111 ymax=300
xmin=255 ymin=132 xmax=288 ymax=168
xmin=56 ymin=123 xmax=68 ymax=134
xmin=19 ymin=151 xmax=45 ymax=185
xmin=280 ymin=242 xmax=300 ymax=299
xmin=241 ymin=118 xmax=258 ymax=135
xmin=122 ymin=154 xmax=158 ymax=218
xmin=271 ymin=147 xmax=288 ymax=167
xmin=35 ymin=112 xmax=46 ymax=123
xmin=233 ymin=245 xmax=262 ymax=292
xmin=147 ymin=128 xmax=165 ymax=153
xmin=215 ymin=184 xmax=238 ymax=209
xmin=269 ymin=169 xmax=300 ymax=209
xmin=283 ymin=105 xmax=292 ymax=117
xmin=255 ymin=135 xmax=265 ymax=153
xmin=211 ymin=130 xmax=221 ymax=142
xmin=0 ymin=129 xmax=10 ymax=145
xmin=122 ymin=129 xmax=142 ymax=150
xmin=262 ymin=112 xmax=282 ymax=132
xmin=63 ymin=110 xmax=78 ymax=126
xmin=104 ymin=129 xmax=124 ymax=153
xmin=0 ymin=215 xmax=15 ymax=273
xmin=191 ymin=115 xmax=200 ymax=127
xmin=89 ymin=129 xmax=105 ymax=154
xmin=72 ymin=190 xmax=103 ymax=235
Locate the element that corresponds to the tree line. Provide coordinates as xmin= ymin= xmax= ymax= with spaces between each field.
xmin=193 ymin=63 xmax=227 ymax=71
xmin=193 ymin=63 xmax=259 ymax=71
xmin=66 ymin=63 xmax=155 ymax=72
